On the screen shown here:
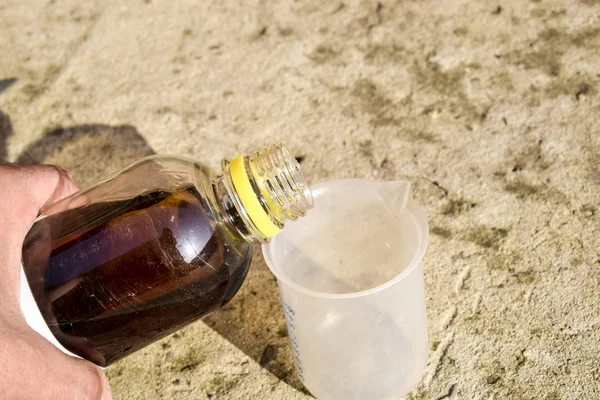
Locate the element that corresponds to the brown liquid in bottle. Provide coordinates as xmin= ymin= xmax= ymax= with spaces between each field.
xmin=22 ymin=187 xmax=251 ymax=366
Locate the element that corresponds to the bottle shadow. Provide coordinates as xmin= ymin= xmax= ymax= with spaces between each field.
xmin=203 ymin=245 xmax=310 ymax=395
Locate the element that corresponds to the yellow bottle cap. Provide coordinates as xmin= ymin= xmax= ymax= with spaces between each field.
xmin=229 ymin=155 xmax=282 ymax=238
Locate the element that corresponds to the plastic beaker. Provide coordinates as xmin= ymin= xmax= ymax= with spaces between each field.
xmin=262 ymin=179 xmax=429 ymax=400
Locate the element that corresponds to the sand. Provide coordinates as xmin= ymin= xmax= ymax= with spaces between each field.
xmin=1 ymin=0 xmax=599 ymax=398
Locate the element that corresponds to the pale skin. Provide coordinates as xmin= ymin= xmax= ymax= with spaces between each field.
xmin=0 ymin=165 xmax=112 ymax=400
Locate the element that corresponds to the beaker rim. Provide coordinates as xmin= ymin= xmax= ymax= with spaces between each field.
xmin=262 ymin=178 xmax=430 ymax=300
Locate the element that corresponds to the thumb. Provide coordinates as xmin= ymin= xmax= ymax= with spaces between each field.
xmin=1 ymin=164 xmax=79 ymax=218
xmin=0 ymin=164 xmax=80 ymax=303
xmin=0 ymin=164 xmax=80 ymax=237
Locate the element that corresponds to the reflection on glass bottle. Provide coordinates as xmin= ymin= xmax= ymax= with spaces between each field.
xmin=22 ymin=144 xmax=313 ymax=366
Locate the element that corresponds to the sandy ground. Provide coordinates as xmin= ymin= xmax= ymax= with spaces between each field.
xmin=1 ymin=0 xmax=600 ymax=399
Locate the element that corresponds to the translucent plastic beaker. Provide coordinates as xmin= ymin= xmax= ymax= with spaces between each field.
xmin=262 ymin=179 xmax=429 ymax=400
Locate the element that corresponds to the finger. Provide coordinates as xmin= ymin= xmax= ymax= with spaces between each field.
xmin=41 ymin=191 xmax=92 ymax=217
xmin=0 ymin=165 xmax=80 ymax=302
xmin=54 ymin=356 xmax=113 ymax=400
xmin=46 ymin=339 xmax=113 ymax=400
xmin=0 ymin=164 xmax=80 ymax=227
xmin=1 ymin=328 xmax=112 ymax=400
xmin=45 ymin=359 xmax=107 ymax=400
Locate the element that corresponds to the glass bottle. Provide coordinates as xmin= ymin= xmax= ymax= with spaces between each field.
xmin=20 ymin=144 xmax=313 ymax=367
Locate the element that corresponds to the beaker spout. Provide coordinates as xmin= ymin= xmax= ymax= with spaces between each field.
xmin=378 ymin=181 xmax=411 ymax=215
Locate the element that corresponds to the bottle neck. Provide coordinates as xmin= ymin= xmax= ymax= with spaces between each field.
xmin=213 ymin=144 xmax=313 ymax=243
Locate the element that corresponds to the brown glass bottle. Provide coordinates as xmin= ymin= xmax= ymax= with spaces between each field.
xmin=21 ymin=146 xmax=313 ymax=367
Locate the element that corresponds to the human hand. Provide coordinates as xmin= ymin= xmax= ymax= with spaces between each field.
xmin=0 ymin=164 xmax=112 ymax=400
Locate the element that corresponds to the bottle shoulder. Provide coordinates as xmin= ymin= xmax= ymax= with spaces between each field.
xmin=189 ymin=172 xmax=253 ymax=253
